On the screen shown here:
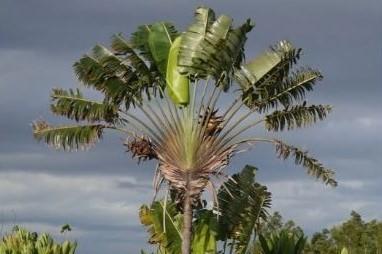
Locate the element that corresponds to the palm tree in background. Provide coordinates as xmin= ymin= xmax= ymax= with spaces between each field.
xmin=33 ymin=6 xmax=336 ymax=254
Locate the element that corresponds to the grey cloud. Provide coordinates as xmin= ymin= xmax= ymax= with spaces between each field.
xmin=116 ymin=180 xmax=151 ymax=190
xmin=268 ymin=178 xmax=382 ymax=234
xmin=0 ymin=172 xmax=152 ymax=253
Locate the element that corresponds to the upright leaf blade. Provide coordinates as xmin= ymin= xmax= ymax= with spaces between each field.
xmin=166 ymin=36 xmax=190 ymax=105
xmin=178 ymin=6 xmax=253 ymax=89
xmin=148 ymin=22 xmax=178 ymax=77
xmin=217 ymin=165 xmax=272 ymax=254
xmin=235 ymin=40 xmax=302 ymax=107
xmin=139 ymin=201 xmax=182 ymax=254
xmin=192 ymin=210 xmax=218 ymax=254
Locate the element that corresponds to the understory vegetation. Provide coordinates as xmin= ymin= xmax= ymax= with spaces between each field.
xmin=0 ymin=226 xmax=76 ymax=254
xmin=248 ymin=211 xmax=382 ymax=254
xmin=2 ymin=210 xmax=381 ymax=254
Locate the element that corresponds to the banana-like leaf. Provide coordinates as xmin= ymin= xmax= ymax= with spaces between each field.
xmin=192 ymin=210 xmax=218 ymax=254
xmin=236 ymin=40 xmax=300 ymax=89
xmin=74 ymin=37 xmax=163 ymax=109
xmin=217 ymin=165 xmax=272 ymax=254
xmin=235 ymin=40 xmax=302 ymax=106
xmin=131 ymin=24 xmax=154 ymax=63
xmin=74 ymin=52 xmax=143 ymax=109
xmin=166 ymin=36 xmax=190 ymax=105
xmin=111 ymin=33 xmax=160 ymax=92
xmin=50 ymin=88 xmax=118 ymax=123
xmin=148 ymin=22 xmax=178 ymax=77
xmin=132 ymin=22 xmax=178 ymax=77
xmin=178 ymin=6 xmax=254 ymax=89
xmin=111 ymin=33 xmax=151 ymax=76
xmin=140 ymin=201 xmax=219 ymax=254
xmin=178 ymin=6 xmax=215 ymax=77
xmin=265 ymin=104 xmax=332 ymax=131
xmin=139 ymin=201 xmax=182 ymax=254
xmin=32 ymin=120 xmax=105 ymax=151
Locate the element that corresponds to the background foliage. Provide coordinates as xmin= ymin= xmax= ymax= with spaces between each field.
xmin=248 ymin=211 xmax=382 ymax=254
xmin=0 ymin=226 xmax=76 ymax=254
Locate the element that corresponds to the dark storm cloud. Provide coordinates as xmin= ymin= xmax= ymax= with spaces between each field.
xmin=0 ymin=0 xmax=381 ymax=253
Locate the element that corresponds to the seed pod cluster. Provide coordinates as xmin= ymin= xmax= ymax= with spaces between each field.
xmin=199 ymin=107 xmax=224 ymax=136
xmin=125 ymin=136 xmax=157 ymax=163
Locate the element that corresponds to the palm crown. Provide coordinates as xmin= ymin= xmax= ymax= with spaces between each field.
xmin=33 ymin=6 xmax=336 ymax=254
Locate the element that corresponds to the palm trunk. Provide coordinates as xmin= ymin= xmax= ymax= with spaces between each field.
xmin=182 ymin=173 xmax=193 ymax=254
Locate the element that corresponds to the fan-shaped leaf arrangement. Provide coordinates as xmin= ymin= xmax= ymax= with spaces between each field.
xmin=33 ymin=6 xmax=336 ymax=254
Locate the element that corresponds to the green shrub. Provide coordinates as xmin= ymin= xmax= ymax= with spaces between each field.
xmin=0 ymin=226 xmax=77 ymax=254
xmin=258 ymin=229 xmax=306 ymax=254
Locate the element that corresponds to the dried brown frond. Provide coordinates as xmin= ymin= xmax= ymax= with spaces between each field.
xmin=125 ymin=136 xmax=157 ymax=162
xmin=199 ymin=107 xmax=224 ymax=136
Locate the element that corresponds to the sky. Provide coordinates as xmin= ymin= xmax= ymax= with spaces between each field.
xmin=0 ymin=0 xmax=381 ymax=253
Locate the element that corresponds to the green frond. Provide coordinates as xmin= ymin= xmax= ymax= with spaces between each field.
xmin=225 ymin=19 xmax=254 ymax=68
xmin=148 ymin=22 xmax=179 ymax=77
xmin=139 ymin=201 xmax=182 ymax=254
xmin=111 ymin=33 xmax=137 ymax=54
xmin=177 ymin=6 xmax=219 ymax=76
xmin=265 ymin=104 xmax=332 ymax=131
xmin=131 ymin=25 xmax=152 ymax=62
xmin=73 ymin=53 xmax=104 ymax=85
xmin=32 ymin=120 xmax=105 ymax=151
xmin=259 ymin=230 xmax=307 ymax=254
xmin=131 ymin=22 xmax=178 ymax=76
xmin=50 ymin=88 xmax=118 ymax=123
xmin=0 ymin=227 xmax=77 ymax=254
xmin=73 ymin=54 xmax=131 ymax=96
xmin=217 ymin=165 xmax=272 ymax=253
xmin=111 ymin=34 xmax=152 ymax=79
xmin=73 ymin=24 xmax=179 ymax=107
xmin=254 ymin=68 xmax=323 ymax=111
xmin=73 ymin=50 xmax=151 ymax=109
xmin=178 ymin=6 xmax=254 ymax=89
xmin=236 ymin=40 xmax=301 ymax=89
xmin=273 ymin=140 xmax=337 ymax=186
xmin=93 ymin=44 xmax=155 ymax=88
xmin=166 ymin=36 xmax=190 ymax=105
xmin=92 ymin=44 xmax=154 ymax=88
xmin=192 ymin=210 xmax=218 ymax=253
xmin=97 ymin=44 xmax=159 ymax=86
xmin=236 ymin=41 xmax=302 ymax=107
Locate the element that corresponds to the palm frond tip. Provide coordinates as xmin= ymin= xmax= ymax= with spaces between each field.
xmin=273 ymin=140 xmax=337 ymax=186
xmin=32 ymin=120 xmax=105 ymax=151
xmin=50 ymin=88 xmax=118 ymax=123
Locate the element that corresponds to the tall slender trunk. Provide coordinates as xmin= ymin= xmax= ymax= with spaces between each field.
xmin=182 ymin=173 xmax=193 ymax=254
